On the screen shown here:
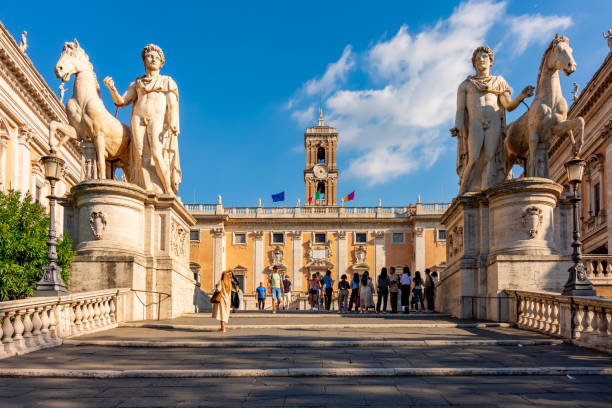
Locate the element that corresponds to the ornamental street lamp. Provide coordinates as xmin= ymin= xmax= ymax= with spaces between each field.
xmin=34 ymin=148 xmax=68 ymax=296
xmin=562 ymin=156 xmax=596 ymax=296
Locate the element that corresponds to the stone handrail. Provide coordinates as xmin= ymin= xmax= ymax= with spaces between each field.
xmin=582 ymin=255 xmax=612 ymax=280
xmin=184 ymin=203 xmax=449 ymax=219
xmin=0 ymin=288 xmax=131 ymax=359
xmin=506 ymin=290 xmax=611 ymax=353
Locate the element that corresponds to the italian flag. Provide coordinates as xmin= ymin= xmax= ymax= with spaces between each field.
xmin=308 ymin=190 xmax=321 ymax=202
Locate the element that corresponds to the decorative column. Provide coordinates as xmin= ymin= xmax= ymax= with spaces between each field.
xmin=374 ymin=231 xmax=386 ymax=282
xmin=290 ymin=231 xmax=303 ymax=291
xmin=0 ymin=135 xmax=8 ymax=192
xmin=336 ymin=231 xmax=347 ymax=282
xmin=16 ymin=125 xmax=33 ymax=194
xmin=211 ymin=228 xmax=224 ymax=286
xmin=414 ymin=227 xmax=425 ymax=273
xmin=253 ymin=231 xmax=264 ymax=292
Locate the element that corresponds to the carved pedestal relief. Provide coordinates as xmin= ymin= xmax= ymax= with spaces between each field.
xmin=171 ymin=221 xmax=187 ymax=257
xmin=522 ymin=206 xmax=543 ymax=239
xmin=89 ymin=211 xmax=107 ymax=240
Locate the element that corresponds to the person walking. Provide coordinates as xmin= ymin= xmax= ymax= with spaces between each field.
xmin=424 ymin=269 xmax=435 ymax=312
xmin=359 ymin=271 xmax=374 ymax=313
xmin=400 ymin=267 xmax=412 ymax=314
xmin=322 ymin=270 xmax=335 ymax=310
xmin=282 ymin=275 xmax=292 ymax=311
xmin=337 ymin=274 xmax=350 ymax=313
xmin=389 ymin=266 xmax=400 ymax=313
xmin=230 ymin=275 xmax=240 ymax=313
xmin=212 ymin=271 xmax=233 ymax=332
xmin=308 ymin=274 xmax=319 ymax=310
xmin=316 ymin=272 xmax=324 ymax=310
xmin=269 ymin=266 xmax=283 ymax=314
xmin=376 ymin=267 xmax=390 ymax=314
xmin=256 ymin=282 xmax=266 ymax=311
xmin=348 ymin=272 xmax=360 ymax=313
xmin=412 ymin=271 xmax=425 ymax=311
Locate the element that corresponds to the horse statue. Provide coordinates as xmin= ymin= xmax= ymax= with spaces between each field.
xmin=50 ymin=39 xmax=130 ymax=180
xmin=504 ymin=34 xmax=584 ymax=179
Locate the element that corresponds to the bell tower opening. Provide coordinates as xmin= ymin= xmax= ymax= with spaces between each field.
xmin=304 ymin=108 xmax=338 ymax=206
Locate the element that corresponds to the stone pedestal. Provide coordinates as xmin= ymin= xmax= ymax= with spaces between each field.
xmin=438 ymin=178 xmax=573 ymax=321
xmin=61 ymin=180 xmax=196 ymax=319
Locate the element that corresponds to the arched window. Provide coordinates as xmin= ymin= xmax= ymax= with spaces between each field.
xmin=317 ymin=182 xmax=326 ymax=200
xmin=317 ymin=147 xmax=326 ymax=163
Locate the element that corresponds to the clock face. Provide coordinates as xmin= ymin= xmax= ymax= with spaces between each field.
xmin=313 ymin=164 xmax=328 ymax=180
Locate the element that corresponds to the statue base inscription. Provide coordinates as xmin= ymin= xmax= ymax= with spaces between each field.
xmin=438 ymin=178 xmax=573 ymax=321
xmin=61 ymin=180 xmax=196 ymax=319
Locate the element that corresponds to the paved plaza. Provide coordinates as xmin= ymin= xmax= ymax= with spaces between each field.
xmin=1 ymin=313 xmax=611 ymax=407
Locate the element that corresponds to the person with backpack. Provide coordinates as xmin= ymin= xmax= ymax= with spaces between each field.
xmin=376 ymin=267 xmax=390 ymax=314
xmin=400 ymin=267 xmax=412 ymax=314
xmin=348 ymin=272 xmax=360 ymax=313
xmin=337 ymin=274 xmax=350 ymax=313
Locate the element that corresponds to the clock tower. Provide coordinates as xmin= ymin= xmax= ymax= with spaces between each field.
xmin=304 ymin=108 xmax=338 ymax=206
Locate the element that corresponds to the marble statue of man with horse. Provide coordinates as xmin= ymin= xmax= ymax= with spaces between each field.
xmin=50 ymin=40 xmax=181 ymax=196
xmin=452 ymin=35 xmax=584 ymax=195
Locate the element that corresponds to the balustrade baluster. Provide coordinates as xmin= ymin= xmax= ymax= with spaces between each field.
xmin=573 ymin=306 xmax=584 ymax=339
xmin=104 ymin=298 xmax=111 ymax=325
xmin=603 ymin=310 xmax=611 ymax=337
xmin=110 ymin=297 xmax=117 ymax=323
xmin=586 ymin=261 xmax=595 ymax=277
xmin=93 ymin=299 xmax=101 ymax=328
xmin=81 ymin=301 xmax=90 ymax=330
xmin=1 ymin=312 xmax=16 ymax=356
xmin=551 ymin=302 xmax=560 ymax=336
xmin=596 ymin=262 xmax=604 ymax=277
xmin=87 ymin=301 xmax=96 ymax=329
xmin=47 ymin=306 xmax=58 ymax=340
xmin=12 ymin=310 xmax=25 ymax=352
xmin=31 ymin=308 xmax=43 ymax=347
xmin=518 ymin=298 xmax=526 ymax=326
xmin=75 ymin=302 xmax=84 ymax=332
xmin=69 ymin=304 xmax=77 ymax=336
xmin=0 ymin=317 xmax=4 ymax=358
xmin=544 ymin=301 xmax=553 ymax=333
xmin=584 ymin=306 xmax=595 ymax=333
xmin=23 ymin=309 xmax=34 ymax=349
xmin=40 ymin=307 xmax=50 ymax=343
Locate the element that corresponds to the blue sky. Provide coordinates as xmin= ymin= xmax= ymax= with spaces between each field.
xmin=2 ymin=1 xmax=610 ymax=206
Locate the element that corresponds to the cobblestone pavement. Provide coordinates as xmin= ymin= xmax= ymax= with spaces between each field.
xmin=1 ymin=313 xmax=611 ymax=407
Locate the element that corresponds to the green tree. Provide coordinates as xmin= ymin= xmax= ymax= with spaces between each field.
xmin=0 ymin=190 xmax=74 ymax=301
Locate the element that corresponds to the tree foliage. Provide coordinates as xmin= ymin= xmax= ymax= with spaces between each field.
xmin=0 ymin=190 xmax=74 ymax=301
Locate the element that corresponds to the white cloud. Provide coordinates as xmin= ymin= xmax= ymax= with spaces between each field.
xmin=288 ymin=0 xmax=572 ymax=185
xmin=290 ymin=104 xmax=315 ymax=126
xmin=508 ymin=14 xmax=572 ymax=55
xmin=301 ymin=46 xmax=354 ymax=97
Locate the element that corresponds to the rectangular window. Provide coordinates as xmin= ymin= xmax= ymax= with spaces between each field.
xmin=272 ymin=232 xmax=285 ymax=244
xmin=233 ymin=233 xmax=247 ymax=245
xmin=594 ymin=183 xmax=601 ymax=216
xmin=354 ymin=232 xmax=367 ymax=244
xmin=392 ymin=232 xmax=405 ymax=244
xmin=190 ymin=230 xmax=200 ymax=241
xmin=438 ymin=229 xmax=447 ymax=240
xmin=314 ymin=233 xmax=326 ymax=243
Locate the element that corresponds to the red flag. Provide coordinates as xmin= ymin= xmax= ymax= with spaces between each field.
xmin=343 ymin=191 xmax=355 ymax=202
xmin=308 ymin=196 xmax=313 ymax=202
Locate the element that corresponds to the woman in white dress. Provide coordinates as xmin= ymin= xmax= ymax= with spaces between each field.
xmin=212 ymin=271 xmax=233 ymax=332
xmin=359 ymin=271 xmax=374 ymax=313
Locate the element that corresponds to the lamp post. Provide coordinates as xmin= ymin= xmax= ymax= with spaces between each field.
xmin=562 ymin=156 xmax=596 ymax=296
xmin=34 ymin=148 xmax=68 ymax=296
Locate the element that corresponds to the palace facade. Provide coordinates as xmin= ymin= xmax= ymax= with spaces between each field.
xmin=188 ymin=109 xmax=448 ymax=294
xmin=0 ymin=22 xmax=82 ymax=230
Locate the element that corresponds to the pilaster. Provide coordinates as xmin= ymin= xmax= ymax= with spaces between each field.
xmin=336 ymin=231 xmax=347 ymax=281
xmin=414 ymin=227 xmax=425 ymax=273
xmin=0 ymin=136 xmax=7 ymax=192
xmin=211 ymin=228 xmax=224 ymax=285
xmin=253 ymin=231 xmax=264 ymax=290
xmin=16 ymin=125 xmax=33 ymax=193
xmin=290 ymin=231 xmax=303 ymax=291
xmin=606 ymin=142 xmax=612 ymax=252
xmin=374 ymin=231 xmax=385 ymax=281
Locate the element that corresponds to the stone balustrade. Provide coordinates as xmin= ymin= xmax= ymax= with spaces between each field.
xmin=506 ymin=290 xmax=612 ymax=353
xmin=582 ymin=255 xmax=612 ymax=297
xmin=184 ymin=203 xmax=450 ymax=219
xmin=0 ymin=288 xmax=130 ymax=359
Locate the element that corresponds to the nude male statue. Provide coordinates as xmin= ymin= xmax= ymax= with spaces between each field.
xmin=451 ymin=46 xmax=534 ymax=194
xmin=103 ymin=44 xmax=181 ymax=195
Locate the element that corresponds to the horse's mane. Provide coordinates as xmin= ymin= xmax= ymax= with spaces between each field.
xmin=536 ymin=35 xmax=569 ymax=87
xmin=62 ymin=42 xmax=100 ymax=92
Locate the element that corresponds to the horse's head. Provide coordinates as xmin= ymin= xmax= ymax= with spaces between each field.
xmin=547 ymin=34 xmax=576 ymax=76
xmin=55 ymin=39 xmax=91 ymax=82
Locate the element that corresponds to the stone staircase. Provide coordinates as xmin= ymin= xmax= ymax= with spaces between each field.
xmin=1 ymin=313 xmax=611 ymax=407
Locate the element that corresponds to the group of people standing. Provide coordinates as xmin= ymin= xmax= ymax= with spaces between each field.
xmin=307 ymin=266 xmax=437 ymax=314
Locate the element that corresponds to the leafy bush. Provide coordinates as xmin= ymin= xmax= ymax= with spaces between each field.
xmin=0 ymin=190 xmax=74 ymax=301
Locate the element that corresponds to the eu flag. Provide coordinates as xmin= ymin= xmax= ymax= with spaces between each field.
xmin=271 ymin=191 xmax=285 ymax=202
